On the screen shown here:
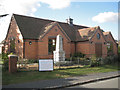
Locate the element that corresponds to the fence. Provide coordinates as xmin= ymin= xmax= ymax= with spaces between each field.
xmin=16 ymin=57 xmax=91 ymax=71
xmin=1 ymin=54 xmax=119 ymax=71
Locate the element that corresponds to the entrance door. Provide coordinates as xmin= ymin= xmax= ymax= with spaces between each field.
xmin=95 ymin=43 xmax=102 ymax=57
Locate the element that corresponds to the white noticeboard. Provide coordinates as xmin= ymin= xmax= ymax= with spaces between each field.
xmin=39 ymin=59 xmax=53 ymax=71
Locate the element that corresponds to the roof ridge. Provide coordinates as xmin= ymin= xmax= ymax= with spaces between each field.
xmin=13 ymin=13 xmax=88 ymax=28
xmin=78 ymin=26 xmax=95 ymax=31
xmin=12 ymin=13 xmax=92 ymax=41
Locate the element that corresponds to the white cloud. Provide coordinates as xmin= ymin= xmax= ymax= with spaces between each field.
xmin=0 ymin=0 xmax=71 ymax=43
xmin=0 ymin=0 xmax=71 ymax=16
xmin=0 ymin=0 xmax=41 ymax=43
xmin=39 ymin=0 xmax=71 ymax=9
xmin=92 ymin=12 xmax=118 ymax=23
xmin=0 ymin=0 xmax=41 ymax=15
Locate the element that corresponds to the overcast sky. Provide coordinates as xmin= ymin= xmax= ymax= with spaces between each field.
xmin=0 ymin=0 xmax=119 ymax=43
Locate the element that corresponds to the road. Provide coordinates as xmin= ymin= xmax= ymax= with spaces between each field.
xmin=68 ymin=77 xmax=119 ymax=89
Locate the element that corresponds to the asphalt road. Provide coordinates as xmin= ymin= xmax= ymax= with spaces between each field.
xmin=68 ymin=77 xmax=119 ymax=89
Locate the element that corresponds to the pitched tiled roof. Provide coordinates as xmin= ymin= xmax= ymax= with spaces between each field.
xmin=76 ymin=27 xmax=98 ymax=41
xmin=13 ymin=14 xmax=89 ymax=41
xmin=103 ymin=31 xmax=112 ymax=42
xmin=14 ymin=14 xmax=52 ymax=39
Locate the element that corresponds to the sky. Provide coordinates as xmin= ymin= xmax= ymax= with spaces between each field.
xmin=0 ymin=0 xmax=119 ymax=43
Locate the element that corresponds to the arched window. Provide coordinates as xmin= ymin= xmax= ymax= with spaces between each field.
xmin=97 ymin=33 xmax=100 ymax=39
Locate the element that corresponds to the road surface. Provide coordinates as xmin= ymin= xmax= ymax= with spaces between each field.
xmin=68 ymin=77 xmax=119 ymax=88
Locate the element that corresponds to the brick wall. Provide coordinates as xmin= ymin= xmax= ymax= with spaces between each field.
xmin=24 ymin=39 xmax=38 ymax=59
xmin=76 ymin=29 xmax=107 ymax=58
xmin=70 ymin=42 xmax=75 ymax=55
xmin=106 ymin=33 xmax=118 ymax=55
xmin=37 ymin=24 xmax=72 ymax=59
xmin=5 ymin=16 xmax=24 ymax=58
xmin=6 ymin=17 xmax=116 ymax=60
xmin=89 ymin=29 xmax=107 ymax=58
xmin=76 ymin=41 xmax=90 ymax=55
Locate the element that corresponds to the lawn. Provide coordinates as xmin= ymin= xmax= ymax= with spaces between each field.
xmin=2 ymin=63 xmax=120 ymax=85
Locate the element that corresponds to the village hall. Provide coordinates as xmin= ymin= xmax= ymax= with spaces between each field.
xmin=3 ymin=14 xmax=118 ymax=59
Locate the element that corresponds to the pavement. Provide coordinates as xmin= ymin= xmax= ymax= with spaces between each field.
xmin=2 ymin=71 xmax=120 ymax=89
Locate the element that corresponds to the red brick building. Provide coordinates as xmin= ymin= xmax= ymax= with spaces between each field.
xmin=4 ymin=14 xmax=118 ymax=59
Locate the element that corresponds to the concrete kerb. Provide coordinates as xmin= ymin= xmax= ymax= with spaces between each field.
xmin=44 ymin=74 xmax=120 ymax=89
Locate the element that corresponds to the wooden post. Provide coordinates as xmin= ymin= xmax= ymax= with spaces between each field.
xmin=8 ymin=55 xmax=18 ymax=73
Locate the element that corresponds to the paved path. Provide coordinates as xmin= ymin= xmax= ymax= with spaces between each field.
xmin=68 ymin=77 xmax=119 ymax=88
xmin=2 ymin=71 xmax=120 ymax=89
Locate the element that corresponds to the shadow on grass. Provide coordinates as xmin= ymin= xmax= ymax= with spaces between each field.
xmin=2 ymin=63 xmax=119 ymax=85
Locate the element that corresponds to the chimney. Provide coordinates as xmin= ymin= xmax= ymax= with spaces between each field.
xmin=66 ymin=17 xmax=73 ymax=26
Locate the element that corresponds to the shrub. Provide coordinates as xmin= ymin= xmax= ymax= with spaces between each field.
xmin=27 ymin=59 xmax=38 ymax=64
xmin=81 ymin=58 xmax=90 ymax=65
xmin=2 ymin=52 xmax=8 ymax=60
xmin=65 ymin=58 xmax=71 ymax=61
xmin=90 ymin=55 xmax=101 ymax=67
xmin=72 ymin=52 xmax=85 ymax=58
xmin=101 ymin=55 xmax=118 ymax=65
xmin=54 ymin=61 xmax=72 ymax=66
xmin=2 ymin=59 xmax=9 ymax=71
xmin=2 ymin=53 xmax=9 ymax=71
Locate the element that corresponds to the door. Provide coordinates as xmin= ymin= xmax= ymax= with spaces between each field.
xmin=95 ymin=43 xmax=102 ymax=57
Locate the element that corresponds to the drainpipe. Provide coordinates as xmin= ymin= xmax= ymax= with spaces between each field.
xmin=23 ymin=40 xmax=25 ymax=58
xmin=75 ymin=42 xmax=77 ymax=53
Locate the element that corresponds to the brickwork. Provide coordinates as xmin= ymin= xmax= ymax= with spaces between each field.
xmin=37 ymin=24 xmax=71 ymax=59
xmin=4 ymin=16 xmax=117 ymax=60
xmin=70 ymin=42 xmax=75 ymax=55
xmin=5 ymin=16 xmax=23 ymax=58
xmin=89 ymin=29 xmax=107 ymax=58
xmin=76 ymin=41 xmax=90 ymax=55
xmin=76 ymin=29 xmax=107 ymax=58
xmin=24 ymin=39 xmax=38 ymax=59
xmin=105 ymin=33 xmax=118 ymax=55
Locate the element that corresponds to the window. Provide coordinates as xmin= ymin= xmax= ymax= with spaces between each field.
xmin=97 ymin=33 xmax=100 ymax=39
xmin=48 ymin=38 xmax=56 ymax=54
xmin=29 ymin=41 xmax=32 ymax=45
xmin=107 ymin=42 xmax=113 ymax=53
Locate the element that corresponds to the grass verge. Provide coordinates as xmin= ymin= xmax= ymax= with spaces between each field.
xmin=2 ymin=63 xmax=120 ymax=85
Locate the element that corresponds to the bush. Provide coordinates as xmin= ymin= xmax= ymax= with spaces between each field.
xmin=72 ymin=52 xmax=85 ymax=58
xmin=2 ymin=53 xmax=9 ymax=71
xmin=90 ymin=55 xmax=101 ymax=67
xmin=2 ymin=52 xmax=8 ymax=60
xmin=27 ymin=59 xmax=38 ymax=64
xmin=54 ymin=61 xmax=72 ymax=66
xmin=2 ymin=59 xmax=9 ymax=71
xmin=80 ymin=58 xmax=90 ymax=65
xmin=101 ymin=55 xmax=118 ymax=65
xmin=65 ymin=58 xmax=71 ymax=61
